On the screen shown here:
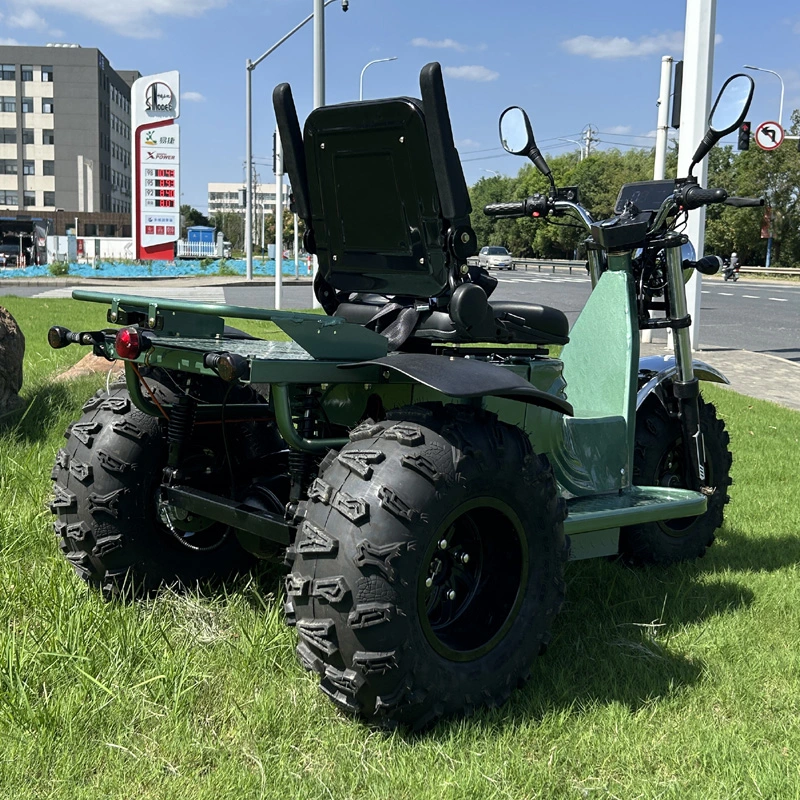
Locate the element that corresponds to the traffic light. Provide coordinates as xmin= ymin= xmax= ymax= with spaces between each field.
xmin=738 ymin=121 xmax=751 ymax=151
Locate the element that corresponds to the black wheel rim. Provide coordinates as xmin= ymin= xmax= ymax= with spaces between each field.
xmin=418 ymin=498 xmax=528 ymax=662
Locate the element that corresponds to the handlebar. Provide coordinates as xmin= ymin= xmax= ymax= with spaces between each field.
xmin=724 ymin=196 xmax=765 ymax=208
xmin=484 ymin=196 xmax=549 ymax=218
xmin=676 ymin=186 xmax=728 ymax=210
xmin=685 ymin=255 xmax=724 ymax=276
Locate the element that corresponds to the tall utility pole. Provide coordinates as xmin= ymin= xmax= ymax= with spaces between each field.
xmin=311 ymin=0 xmax=325 ymax=307
xmin=677 ymin=0 xmax=717 ymax=351
xmin=654 ymin=56 xmax=674 ymax=181
xmin=583 ymin=126 xmax=597 ymax=158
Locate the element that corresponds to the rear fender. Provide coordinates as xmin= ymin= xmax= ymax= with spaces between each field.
xmin=637 ymin=354 xmax=728 ymax=410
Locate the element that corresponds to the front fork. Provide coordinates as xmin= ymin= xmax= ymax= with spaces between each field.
xmin=664 ymin=237 xmax=706 ymax=490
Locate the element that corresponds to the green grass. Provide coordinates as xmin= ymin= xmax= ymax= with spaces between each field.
xmin=2 ymin=296 xmax=800 ymax=799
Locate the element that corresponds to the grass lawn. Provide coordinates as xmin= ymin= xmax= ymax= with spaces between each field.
xmin=1 ymin=295 xmax=799 ymax=799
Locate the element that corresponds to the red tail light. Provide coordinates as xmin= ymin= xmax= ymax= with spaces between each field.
xmin=115 ymin=327 xmax=142 ymax=359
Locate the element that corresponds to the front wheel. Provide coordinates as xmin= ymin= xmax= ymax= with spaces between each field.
xmin=286 ymin=404 xmax=566 ymax=729
xmin=619 ymin=395 xmax=732 ymax=565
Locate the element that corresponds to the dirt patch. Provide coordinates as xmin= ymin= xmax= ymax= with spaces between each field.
xmin=54 ymin=352 xmax=124 ymax=383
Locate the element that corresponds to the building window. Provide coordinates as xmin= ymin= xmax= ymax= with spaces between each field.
xmin=0 ymin=159 xmax=17 ymax=175
xmin=22 ymin=129 xmax=34 ymax=145
xmin=43 ymin=191 xmax=55 ymax=207
xmin=42 ymin=100 xmax=54 ymax=114
xmin=43 ymin=160 xmax=55 ymax=176
xmin=0 ymin=190 xmax=18 ymax=205
xmin=23 ymin=191 xmax=35 ymax=207
xmin=0 ymin=128 xmax=15 ymax=144
xmin=21 ymin=97 xmax=34 ymax=113
xmin=42 ymin=66 xmax=53 ymax=82
xmin=0 ymin=65 xmax=15 ymax=81
xmin=21 ymin=65 xmax=34 ymax=82
xmin=1 ymin=97 xmax=16 ymax=113
xmin=22 ymin=160 xmax=35 ymax=175
xmin=43 ymin=129 xmax=55 ymax=145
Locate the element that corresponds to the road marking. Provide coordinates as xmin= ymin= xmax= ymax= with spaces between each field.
xmin=768 ymin=297 xmax=788 ymax=302
xmin=718 ymin=292 xmax=733 ymax=296
xmin=702 ymin=290 xmax=710 ymax=294
xmin=742 ymin=295 xmax=760 ymax=299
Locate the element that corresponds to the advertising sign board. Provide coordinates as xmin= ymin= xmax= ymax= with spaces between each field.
xmin=131 ymin=71 xmax=180 ymax=259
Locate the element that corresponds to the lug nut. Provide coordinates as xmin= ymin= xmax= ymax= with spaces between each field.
xmin=425 ymin=577 xmax=433 ymax=588
xmin=461 ymin=553 xmax=470 ymax=564
xmin=438 ymin=539 xmax=448 ymax=550
xmin=447 ymin=590 xmax=456 ymax=601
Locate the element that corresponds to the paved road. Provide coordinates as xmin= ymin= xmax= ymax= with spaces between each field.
xmin=3 ymin=269 xmax=798 ymax=362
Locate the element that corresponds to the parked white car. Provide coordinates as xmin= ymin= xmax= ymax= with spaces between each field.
xmin=478 ymin=245 xmax=514 ymax=270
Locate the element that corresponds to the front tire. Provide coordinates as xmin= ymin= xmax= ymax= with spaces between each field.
xmin=286 ymin=404 xmax=566 ymax=728
xmin=51 ymin=380 xmax=254 ymax=597
xmin=619 ymin=395 xmax=732 ymax=565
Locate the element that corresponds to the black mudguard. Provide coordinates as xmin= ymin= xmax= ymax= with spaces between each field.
xmin=341 ymin=352 xmax=573 ymax=415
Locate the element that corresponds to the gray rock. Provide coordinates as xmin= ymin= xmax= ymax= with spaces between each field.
xmin=0 ymin=306 xmax=25 ymax=415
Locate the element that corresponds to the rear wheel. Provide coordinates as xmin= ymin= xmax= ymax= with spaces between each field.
xmin=286 ymin=403 xmax=566 ymax=728
xmin=620 ymin=395 xmax=731 ymax=565
xmin=51 ymin=377 xmax=255 ymax=597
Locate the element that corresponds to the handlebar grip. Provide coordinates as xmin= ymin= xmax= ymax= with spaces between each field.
xmin=724 ymin=196 xmax=765 ymax=207
xmin=691 ymin=255 xmax=724 ymax=276
xmin=483 ymin=201 xmax=527 ymax=218
xmin=680 ymin=186 xmax=728 ymax=210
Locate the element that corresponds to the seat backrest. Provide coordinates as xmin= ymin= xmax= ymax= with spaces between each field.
xmin=273 ymin=62 xmax=476 ymax=301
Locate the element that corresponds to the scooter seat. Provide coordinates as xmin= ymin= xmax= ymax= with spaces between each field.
xmin=335 ymin=297 xmax=569 ymax=346
xmin=490 ymin=301 xmax=569 ymax=344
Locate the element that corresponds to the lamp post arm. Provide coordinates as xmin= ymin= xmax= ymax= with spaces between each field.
xmin=250 ymin=0 xmax=338 ymax=71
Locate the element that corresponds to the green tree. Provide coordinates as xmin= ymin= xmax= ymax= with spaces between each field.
xmin=180 ymin=204 xmax=210 ymax=235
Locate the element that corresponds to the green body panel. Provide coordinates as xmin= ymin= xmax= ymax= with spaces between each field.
xmin=74 ymin=290 xmax=389 ymax=361
xmin=540 ymin=267 xmax=639 ymax=495
xmin=70 ymin=271 xmax=709 ymax=547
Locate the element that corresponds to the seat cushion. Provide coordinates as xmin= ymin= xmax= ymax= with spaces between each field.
xmin=335 ymin=298 xmax=570 ymax=346
xmin=490 ymin=301 xmax=569 ymax=343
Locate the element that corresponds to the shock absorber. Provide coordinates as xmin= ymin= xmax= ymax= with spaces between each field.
xmin=288 ymin=388 xmax=320 ymax=506
xmin=167 ymin=395 xmax=196 ymax=469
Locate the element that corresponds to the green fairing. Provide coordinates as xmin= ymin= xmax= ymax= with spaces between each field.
xmin=537 ymin=266 xmax=639 ymax=496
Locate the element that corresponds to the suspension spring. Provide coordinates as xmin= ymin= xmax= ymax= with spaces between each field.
xmin=167 ymin=395 xmax=196 ymax=468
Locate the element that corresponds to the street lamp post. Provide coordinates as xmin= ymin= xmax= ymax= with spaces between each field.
xmin=245 ymin=0 xmax=346 ymax=283
xmin=744 ymin=64 xmax=785 ymax=129
xmin=744 ymin=64 xmax=784 ymax=271
xmin=359 ymin=56 xmax=398 ymax=101
xmin=558 ymin=138 xmax=584 ymax=160
xmin=480 ymin=168 xmax=500 ymax=177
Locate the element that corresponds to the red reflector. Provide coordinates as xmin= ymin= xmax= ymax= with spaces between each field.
xmin=532 ymin=212 xmax=540 ymax=217
xmin=115 ymin=327 xmax=141 ymax=359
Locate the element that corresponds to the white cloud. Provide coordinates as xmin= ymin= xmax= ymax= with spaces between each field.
xmin=562 ymin=31 xmax=684 ymax=59
xmin=443 ymin=65 xmax=499 ymax=82
xmin=411 ymin=37 xmax=468 ymax=52
xmin=23 ymin=0 xmax=229 ymax=38
xmin=7 ymin=8 xmax=47 ymax=28
xmin=456 ymin=138 xmax=481 ymax=151
xmin=0 ymin=37 xmax=24 ymax=46
xmin=605 ymin=125 xmax=633 ymax=135
xmin=181 ymin=91 xmax=205 ymax=102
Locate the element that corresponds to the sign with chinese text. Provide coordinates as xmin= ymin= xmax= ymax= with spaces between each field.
xmin=131 ymin=71 xmax=181 ymax=259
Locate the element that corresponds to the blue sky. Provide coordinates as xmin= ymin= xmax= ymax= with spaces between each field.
xmin=2 ymin=0 xmax=799 ymax=212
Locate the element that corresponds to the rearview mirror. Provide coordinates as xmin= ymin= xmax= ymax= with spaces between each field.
xmin=690 ymin=73 xmax=754 ymax=173
xmin=709 ymin=74 xmax=753 ymax=134
xmin=498 ymin=106 xmax=554 ymax=188
xmin=499 ymin=107 xmax=533 ymax=155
